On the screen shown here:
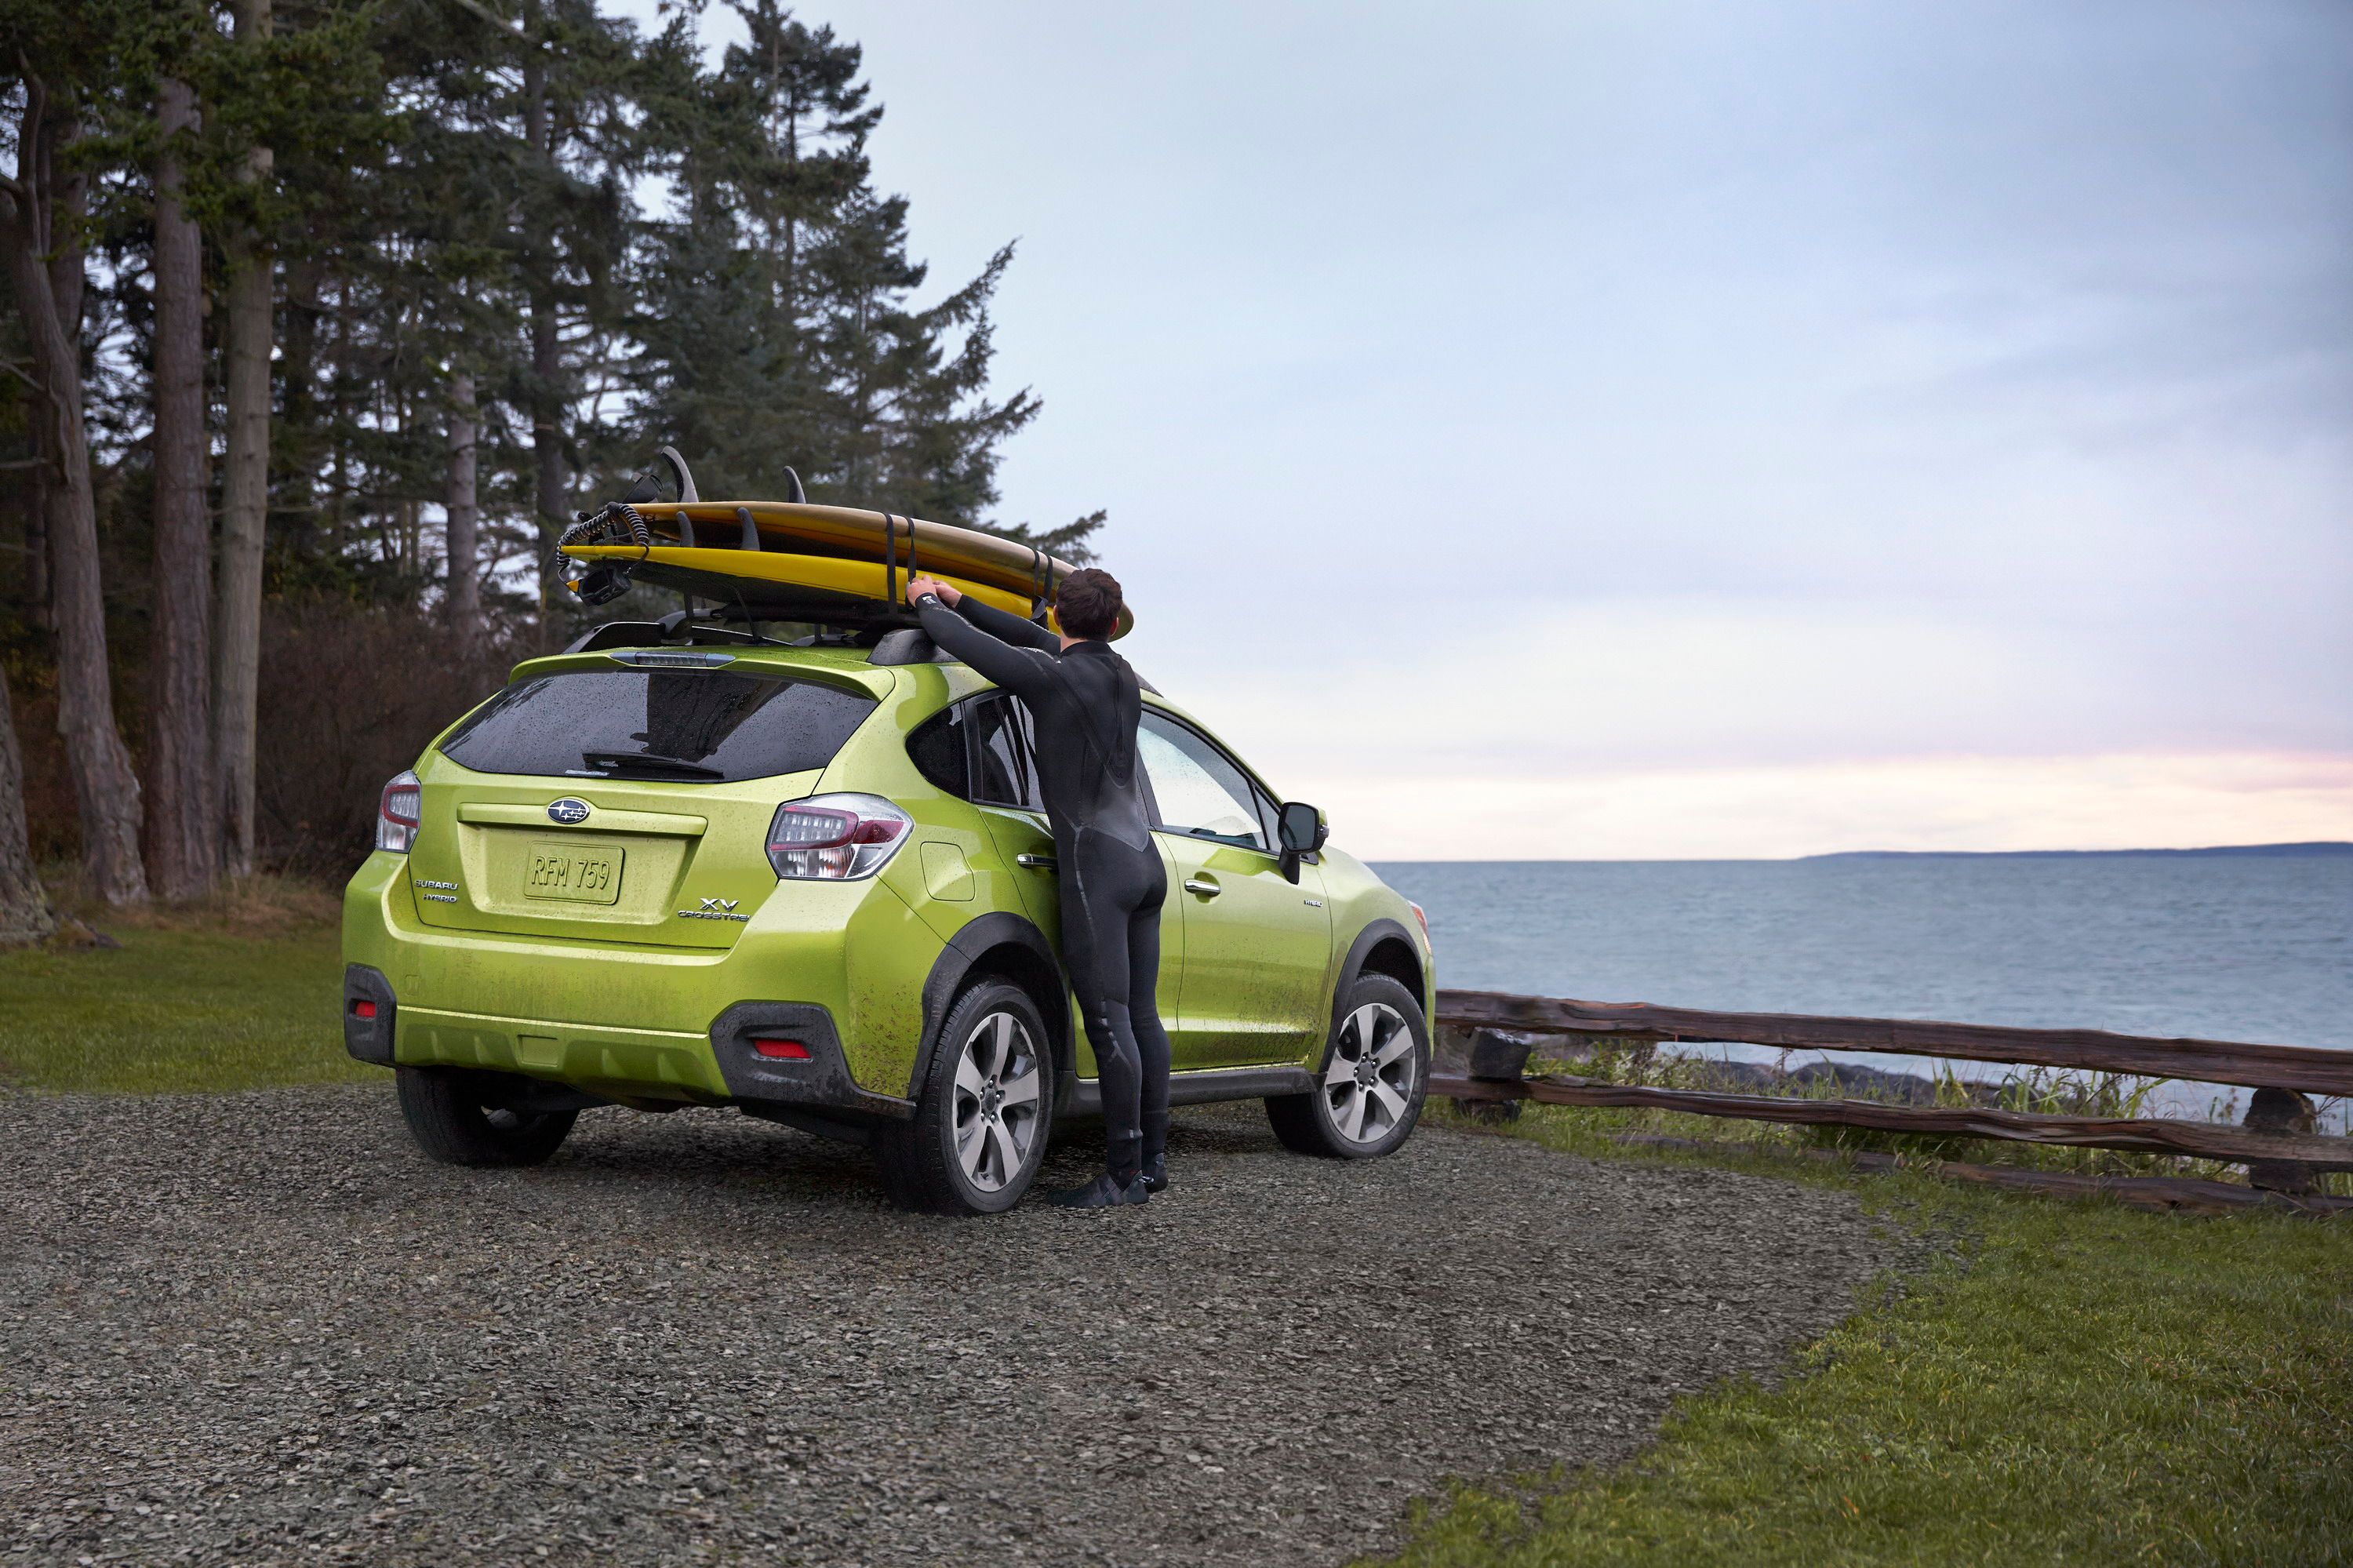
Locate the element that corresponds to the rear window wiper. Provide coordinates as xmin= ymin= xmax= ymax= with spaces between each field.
xmin=580 ymin=750 xmax=725 ymax=780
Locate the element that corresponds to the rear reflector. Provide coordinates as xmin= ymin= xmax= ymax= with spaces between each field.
xmin=351 ymin=1000 xmax=379 ymax=1020
xmin=752 ymin=1038 xmax=811 ymax=1060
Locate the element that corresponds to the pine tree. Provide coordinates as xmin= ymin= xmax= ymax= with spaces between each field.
xmin=626 ymin=2 xmax=873 ymax=500
xmin=213 ymin=0 xmax=275 ymax=879
xmin=630 ymin=2 xmax=1100 ymax=559
xmin=810 ymin=207 xmax=1036 ymax=529
xmin=508 ymin=0 xmax=637 ymax=611
xmin=0 ymin=0 xmax=150 ymax=904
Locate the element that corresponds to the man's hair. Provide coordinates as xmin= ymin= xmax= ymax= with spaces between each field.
xmin=1055 ymin=567 xmax=1123 ymax=639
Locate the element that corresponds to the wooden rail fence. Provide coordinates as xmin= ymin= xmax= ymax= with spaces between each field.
xmin=1435 ymin=991 xmax=2353 ymax=1097
xmin=1427 ymin=988 xmax=2353 ymax=1213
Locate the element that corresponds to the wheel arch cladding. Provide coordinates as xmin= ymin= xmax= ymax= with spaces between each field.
xmin=1338 ymin=919 xmax=1425 ymax=1018
xmin=906 ymin=910 xmax=1070 ymax=1100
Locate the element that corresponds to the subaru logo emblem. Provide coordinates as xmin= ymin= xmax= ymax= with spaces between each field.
xmin=547 ymin=798 xmax=591 ymax=825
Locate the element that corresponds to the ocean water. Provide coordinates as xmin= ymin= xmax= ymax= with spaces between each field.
xmin=1372 ymin=855 xmax=2353 ymax=1119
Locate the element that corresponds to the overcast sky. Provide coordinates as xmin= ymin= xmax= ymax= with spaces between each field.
xmin=638 ymin=0 xmax=2352 ymax=858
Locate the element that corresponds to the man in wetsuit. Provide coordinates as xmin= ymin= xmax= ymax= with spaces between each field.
xmin=904 ymin=568 xmax=1169 ymax=1209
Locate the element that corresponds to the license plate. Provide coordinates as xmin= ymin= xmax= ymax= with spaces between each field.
xmin=524 ymin=842 xmax=624 ymax=904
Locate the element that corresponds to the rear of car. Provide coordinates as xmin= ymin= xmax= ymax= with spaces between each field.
xmin=343 ymin=646 xmax=950 ymax=1132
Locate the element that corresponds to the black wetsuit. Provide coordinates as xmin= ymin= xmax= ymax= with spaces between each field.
xmin=913 ymin=595 xmax=1170 ymax=1183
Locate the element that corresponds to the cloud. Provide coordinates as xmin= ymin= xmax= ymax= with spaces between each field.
xmin=1313 ymin=751 xmax=2353 ymax=861
xmin=624 ymin=0 xmax=2353 ymax=854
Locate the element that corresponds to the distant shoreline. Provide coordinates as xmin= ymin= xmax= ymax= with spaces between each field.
xmin=1803 ymin=842 xmax=2352 ymax=860
xmin=1371 ymin=842 xmax=2353 ymax=865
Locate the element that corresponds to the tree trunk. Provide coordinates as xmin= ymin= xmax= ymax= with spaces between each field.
xmin=213 ymin=0 xmax=274 ymax=880
xmin=524 ymin=35 xmax=568 ymax=618
xmin=446 ymin=369 xmax=481 ymax=644
xmin=20 ymin=102 xmax=79 ymax=640
xmin=25 ymin=413 xmax=52 ymax=632
xmin=147 ymin=74 xmax=219 ymax=899
xmin=532 ymin=304 xmax=566 ymax=613
xmin=0 ymin=665 xmax=58 ymax=945
xmin=1 ymin=90 xmax=147 ymax=904
xmin=278 ymin=255 xmax=322 ymax=556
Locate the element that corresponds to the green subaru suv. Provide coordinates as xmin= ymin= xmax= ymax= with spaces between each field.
xmin=342 ymin=626 xmax=1435 ymax=1213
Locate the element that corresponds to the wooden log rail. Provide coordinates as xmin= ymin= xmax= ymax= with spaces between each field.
xmin=1435 ymin=989 xmax=2353 ymax=1098
xmin=1429 ymin=1072 xmax=2353 ymax=1170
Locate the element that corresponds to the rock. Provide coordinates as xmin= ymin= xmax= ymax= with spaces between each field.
xmin=42 ymin=917 xmax=122 ymax=951
xmin=1785 ymin=1061 xmax=1942 ymax=1105
xmin=1682 ymin=1060 xmax=1784 ymax=1093
xmin=2242 ymin=1086 xmax=2319 ymax=1195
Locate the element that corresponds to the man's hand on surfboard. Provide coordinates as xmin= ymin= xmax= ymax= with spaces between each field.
xmin=904 ymin=576 xmax=959 ymax=608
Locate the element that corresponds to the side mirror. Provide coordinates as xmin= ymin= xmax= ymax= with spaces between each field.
xmin=1277 ymin=801 xmax=1327 ymax=884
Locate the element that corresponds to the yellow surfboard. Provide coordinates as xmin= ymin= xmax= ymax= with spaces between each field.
xmin=557 ymin=500 xmax=1126 ymax=638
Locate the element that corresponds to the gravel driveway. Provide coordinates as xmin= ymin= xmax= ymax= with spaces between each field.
xmin=2 ymin=1086 xmax=1895 ymax=1566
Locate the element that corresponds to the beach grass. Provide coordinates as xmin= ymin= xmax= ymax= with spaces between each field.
xmin=1373 ymin=1104 xmax=2353 ymax=1568
xmin=1524 ymin=1039 xmax=2350 ymax=1190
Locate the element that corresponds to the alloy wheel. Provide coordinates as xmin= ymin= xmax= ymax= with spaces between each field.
xmin=1322 ymin=1002 xmax=1418 ymax=1145
xmin=952 ymin=1010 xmax=1044 ymax=1191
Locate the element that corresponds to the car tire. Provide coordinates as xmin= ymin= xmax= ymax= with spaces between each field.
xmin=875 ymin=980 xmax=1056 ymax=1215
xmin=395 ymin=1066 xmax=578 ymax=1167
xmin=1266 ymin=973 xmax=1430 ymax=1159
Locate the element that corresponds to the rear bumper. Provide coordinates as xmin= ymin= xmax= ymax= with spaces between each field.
xmin=343 ymin=965 xmax=398 ymax=1064
xmin=341 ymin=849 xmax=938 ymax=1107
xmin=340 ymin=962 xmax=911 ymax=1123
xmin=707 ymin=1001 xmax=914 ymax=1122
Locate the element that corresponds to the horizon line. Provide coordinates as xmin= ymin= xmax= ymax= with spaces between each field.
xmin=1364 ymin=841 xmax=2353 ymax=865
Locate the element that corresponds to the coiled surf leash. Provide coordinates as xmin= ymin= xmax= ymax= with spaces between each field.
xmin=555 ymin=500 xmax=653 ymax=606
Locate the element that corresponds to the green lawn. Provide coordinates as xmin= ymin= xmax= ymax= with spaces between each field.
xmin=0 ymin=923 xmax=362 ymax=1093
xmin=1373 ymin=1109 xmax=2353 ymax=1568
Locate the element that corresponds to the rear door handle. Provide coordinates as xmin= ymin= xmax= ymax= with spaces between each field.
xmin=1016 ymin=853 xmax=1057 ymax=871
xmin=1182 ymin=876 xmax=1220 ymax=897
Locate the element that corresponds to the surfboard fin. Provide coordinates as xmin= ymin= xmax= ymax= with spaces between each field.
xmin=619 ymin=446 xmax=700 ymax=506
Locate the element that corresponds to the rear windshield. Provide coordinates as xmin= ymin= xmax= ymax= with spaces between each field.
xmin=438 ymin=669 xmax=876 ymax=783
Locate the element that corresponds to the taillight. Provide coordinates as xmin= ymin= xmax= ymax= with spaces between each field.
xmin=1409 ymin=902 xmax=1431 ymax=945
xmin=752 ymin=1038 xmax=812 ymax=1060
xmin=376 ymin=769 xmax=422 ymax=853
xmin=766 ymin=794 xmax=911 ymax=881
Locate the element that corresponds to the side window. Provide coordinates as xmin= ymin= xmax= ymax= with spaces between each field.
xmin=906 ymin=695 xmax=1043 ymax=810
xmin=967 ymin=695 xmax=1045 ymax=811
xmin=906 ymin=704 xmax=969 ymax=795
xmin=1249 ymin=784 xmax=1282 ymax=849
xmin=1136 ymin=711 xmax=1272 ymax=852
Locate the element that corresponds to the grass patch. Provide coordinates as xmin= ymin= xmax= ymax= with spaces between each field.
xmin=1375 ymin=1104 xmax=2353 ymax=1568
xmin=0 ymin=899 xmax=358 ymax=1094
xmin=43 ymin=864 xmax=346 ymax=940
